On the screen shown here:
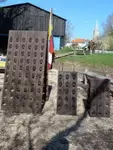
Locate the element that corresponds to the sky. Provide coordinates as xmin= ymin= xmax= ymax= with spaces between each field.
xmin=1 ymin=0 xmax=113 ymax=49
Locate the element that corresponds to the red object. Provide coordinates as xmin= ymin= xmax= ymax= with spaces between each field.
xmin=48 ymin=9 xmax=54 ymax=70
xmin=48 ymin=36 xmax=54 ymax=69
xmin=49 ymin=35 xmax=54 ymax=53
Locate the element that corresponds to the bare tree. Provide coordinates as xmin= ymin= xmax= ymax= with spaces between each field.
xmin=103 ymin=13 xmax=113 ymax=36
xmin=102 ymin=13 xmax=113 ymax=50
xmin=65 ymin=20 xmax=75 ymax=43
xmin=0 ymin=4 xmax=32 ymax=54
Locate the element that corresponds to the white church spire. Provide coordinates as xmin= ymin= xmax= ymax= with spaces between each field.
xmin=93 ymin=20 xmax=99 ymax=40
xmin=95 ymin=20 xmax=99 ymax=30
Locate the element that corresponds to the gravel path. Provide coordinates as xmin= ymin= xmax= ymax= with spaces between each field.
xmin=0 ymin=70 xmax=113 ymax=150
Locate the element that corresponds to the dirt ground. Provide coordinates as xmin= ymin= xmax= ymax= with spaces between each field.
xmin=53 ymin=60 xmax=113 ymax=78
xmin=0 ymin=69 xmax=113 ymax=150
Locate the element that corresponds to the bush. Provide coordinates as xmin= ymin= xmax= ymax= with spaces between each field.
xmin=59 ymin=46 xmax=74 ymax=53
xmin=101 ymin=36 xmax=113 ymax=51
xmin=107 ymin=36 xmax=113 ymax=51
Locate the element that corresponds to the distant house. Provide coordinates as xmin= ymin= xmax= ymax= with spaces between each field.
xmin=65 ymin=42 xmax=72 ymax=47
xmin=71 ymin=38 xmax=86 ymax=43
xmin=71 ymin=38 xmax=88 ymax=48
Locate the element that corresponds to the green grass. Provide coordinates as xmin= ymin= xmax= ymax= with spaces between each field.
xmin=58 ymin=54 xmax=113 ymax=67
xmin=55 ymin=47 xmax=74 ymax=54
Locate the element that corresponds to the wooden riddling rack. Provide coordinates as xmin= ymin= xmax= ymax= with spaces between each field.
xmin=56 ymin=64 xmax=111 ymax=117
xmin=57 ymin=71 xmax=77 ymax=115
xmin=1 ymin=30 xmax=48 ymax=114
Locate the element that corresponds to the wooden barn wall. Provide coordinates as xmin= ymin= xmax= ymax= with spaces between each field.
xmin=0 ymin=5 xmax=30 ymax=33
xmin=29 ymin=5 xmax=66 ymax=37
xmin=0 ymin=4 xmax=66 ymax=37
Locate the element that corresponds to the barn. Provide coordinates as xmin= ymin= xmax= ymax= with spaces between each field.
xmin=0 ymin=2 xmax=66 ymax=54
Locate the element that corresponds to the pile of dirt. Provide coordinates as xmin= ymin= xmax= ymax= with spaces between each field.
xmin=0 ymin=69 xmax=113 ymax=150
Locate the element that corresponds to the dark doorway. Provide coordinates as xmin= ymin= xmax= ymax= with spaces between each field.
xmin=0 ymin=34 xmax=8 ymax=55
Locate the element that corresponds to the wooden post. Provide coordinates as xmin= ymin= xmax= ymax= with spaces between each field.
xmin=60 ymin=36 xmax=65 ymax=49
xmin=74 ymin=47 xmax=76 ymax=55
xmin=59 ymin=62 xmax=64 ymax=71
xmin=72 ymin=63 xmax=75 ymax=71
xmin=61 ymin=63 xmax=64 ymax=71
